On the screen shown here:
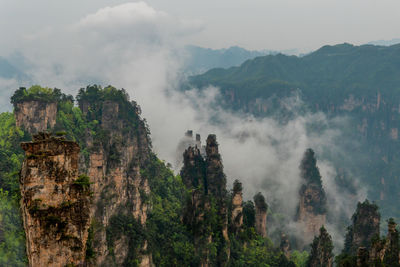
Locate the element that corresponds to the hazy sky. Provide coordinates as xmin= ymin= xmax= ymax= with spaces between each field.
xmin=1 ymin=0 xmax=400 ymax=53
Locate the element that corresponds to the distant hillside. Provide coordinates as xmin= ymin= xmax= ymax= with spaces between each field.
xmin=183 ymin=45 xmax=271 ymax=74
xmin=368 ymin=38 xmax=400 ymax=46
xmin=189 ymin=43 xmax=400 ymax=218
xmin=190 ymin=43 xmax=400 ymax=106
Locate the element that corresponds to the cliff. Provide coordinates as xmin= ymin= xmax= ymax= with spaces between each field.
xmin=296 ymin=149 xmax=327 ymax=245
xmin=75 ymin=86 xmax=152 ymax=266
xmin=15 ymin=101 xmax=57 ymax=133
xmin=14 ymin=85 xmax=153 ymax=266
xmin=20 ymin=132 xmax=90 ymax=267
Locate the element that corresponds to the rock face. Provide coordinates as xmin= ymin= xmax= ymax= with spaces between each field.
xmin=254 ymin=192 xmax=268 ymax=237
xmin=231 ymin=180 xmax=243 ymax=232
xmin=307 ymin=226 xmax=333 ymax=267
xmin=15 ymin=86 xmax=154 ymax=266
xmin=78 ymin=96 xmax=152 ymax=266
xmin=343 ymin=200 xmax=380 ymax=254
xmin=15 ymin=101 xmax=57 ymax=133
xmin=296 ymin=149 xmax=327 ymax=244
xmin=181 ymin=134 xmax=230 ymax=266
xmin=20 ymin=133 xmax=91 ymax=267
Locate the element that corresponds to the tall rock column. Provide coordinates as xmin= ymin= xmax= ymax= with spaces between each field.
xmin=205 ymin=135 xmax=230 ymax=265
xmin=254 ymin=192 xmax=268 ymax=237
xmin=231 ymin=180 xmax=243 ymax=232
xmin=181 ymin=134 xmax=230 ymax=266
xmin=20 ymin=133 xmax=91 ymax=267
xmin=296 ymin=148 xmax=327 ymax=244
xmin=79 ymin=96 xmax=152 ymax=266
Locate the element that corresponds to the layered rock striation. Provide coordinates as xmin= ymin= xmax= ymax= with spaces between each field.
xmin=77 ymin=88 xmax=152 ymax=266
xmin=15 ymin=101 xmax=57 ymax=133
xmin=20 ymin=132 xmax=91 ymax=267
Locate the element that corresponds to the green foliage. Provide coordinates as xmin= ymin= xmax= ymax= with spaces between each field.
xmin=230 ymin=235 xmax=294 ymax=266
xmin=307 ymin=226 xmax=334 ymax=267
xmin=233 ymin=179 xmax=242 ymax=194
xmin=73 ymin=174 xmax=92 ymax=190
xmin=335 ymin=253 xmax=357 ymax=267
xmin=11 ymin=85 xmax=72 ymax=106
xmin=0 ymin=189 xmax=27 ymax=266
xmin=300 ymin=149 xmax=323 ymax=186
xmin=290 ymin=250 xmax=309 ymax=267
xmin=0 ymin=112 xmax=28 ymax=265
xmin=243 ymin=200 xmax=256 ymax=228
xmin=254 ymin=192 xmax=268 ymax=211
xmin=106 ymin=213 xmax=146 ymax=266
xmin=143 ymin=154 xmax=198 ymax=266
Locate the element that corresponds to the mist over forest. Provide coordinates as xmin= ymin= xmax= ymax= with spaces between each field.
xmin=1 ymin=1 xmax=400 ymax=266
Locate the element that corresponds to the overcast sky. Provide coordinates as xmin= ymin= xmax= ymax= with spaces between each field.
xmin=1 ymin=0 xmax=400 ymax=54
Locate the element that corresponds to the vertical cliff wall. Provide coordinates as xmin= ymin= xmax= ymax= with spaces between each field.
xmin=78 ymin=90 xmax=152 ymax=266
xmin=14 ymin=86 xmax=154 ymax=266
xmin=15 ymin=101 xmax=57 ymax=133
xmin=20 ymin=133 xmax=90 ymax=267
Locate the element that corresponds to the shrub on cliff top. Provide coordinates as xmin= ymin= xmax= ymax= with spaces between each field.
xmin=11 ymin=85 xmax=73 ymax=106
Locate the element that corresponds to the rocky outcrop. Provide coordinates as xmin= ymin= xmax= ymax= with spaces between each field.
xmin=307 ymin=226 xmax=333 ymax=267
xmin=16 ymin=86 xmax=154 ymax=266
xmin=15 ymin=101 xmax=57 ymax=133
xmin=231 ymin=180 xmax=243 ymax=232
xmin=296 ymin=149 xmax=327 ymax=244
xmin=181 ymin=134 xmax=230 ymax=266
xmin=79 ymin=96 xmax=152 ymax=266
xmin=254 ymin=192 xmax=268 ymax=237
xmin=20 ymin=133 xmax=91 ymax=267
xmin=343 ymin=200 xmax=380 ymax=254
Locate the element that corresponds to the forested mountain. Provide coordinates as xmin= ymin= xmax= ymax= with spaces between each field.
xmin=183 ymin=45 xmax=270 ymax=74
xmin=189 ymin=43 xmax=400 ymax=219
